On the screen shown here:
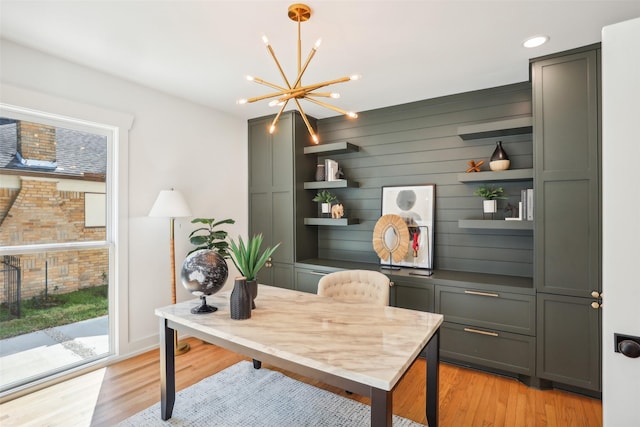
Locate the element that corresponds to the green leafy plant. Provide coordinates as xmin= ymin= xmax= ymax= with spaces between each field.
xmin=473 ymin=185 xmax=507 ymax=200
xmin=228 ymin=234 xmax=281 ymax=281
xmin=312 ymin=190 xmax=338 ymax=204
xmin=188 ymin=217 xmax=235 ymax=257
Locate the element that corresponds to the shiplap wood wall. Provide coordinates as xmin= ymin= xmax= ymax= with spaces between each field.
xmin=313 ymin=82 xmax=534 ymax=277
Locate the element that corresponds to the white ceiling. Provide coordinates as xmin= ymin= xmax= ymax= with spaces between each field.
xmin=1 ymin=1 xmax=639 ymax=121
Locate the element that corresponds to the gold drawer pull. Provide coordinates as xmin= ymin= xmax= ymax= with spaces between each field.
xmin=309 ymin=271 xmax=329 ymax=276
xmin=464 ymin=327 xmax=499 ymax=337
xmin=464 ymin=290 xmax=499 ymax=298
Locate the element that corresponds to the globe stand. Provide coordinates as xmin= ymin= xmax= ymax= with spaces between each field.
xmin=191 ymin=295 xmax=218 ymax=314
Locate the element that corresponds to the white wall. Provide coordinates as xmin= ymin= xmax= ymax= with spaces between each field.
xmin=602 ymin=17 xmax=640 ymax=427
xmin=0 ymin=39 xmax=247 ymax=357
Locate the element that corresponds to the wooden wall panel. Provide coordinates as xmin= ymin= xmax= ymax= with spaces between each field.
xmin=312 ymin=82 xmax=534 ymax=277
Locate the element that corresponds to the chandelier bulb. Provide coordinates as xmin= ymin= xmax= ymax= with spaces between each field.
xmin=268 ymin=100 xmax=279 ymax=107
xmin=314 ymin=38 xmax=322 ymax=49
xmin=330 ymin=93 xmax=340 ymax=99
xmin=269 ymin=125 xmax=276 ymax=134
xmin=312 ymin=134 xmax=319 ymax=143
xmin=237 ymin=99 xmax=248 ymax=105
xmin=246 ymin=75 xmax=255 ymax=81
xmin=262 ymin=35 xmax=269 ymax=45
xmin=350 ymin=74 xmax=361 ymax=81
xmin=347 ymin=112 xmax=358 ymax=119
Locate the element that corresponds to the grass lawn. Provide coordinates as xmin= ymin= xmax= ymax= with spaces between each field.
xmin=0 ymin=285 xmax=108 ymax=340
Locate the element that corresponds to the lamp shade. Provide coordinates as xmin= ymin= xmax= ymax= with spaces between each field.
xmin=148 ymin=189 xmax=192 ymax=218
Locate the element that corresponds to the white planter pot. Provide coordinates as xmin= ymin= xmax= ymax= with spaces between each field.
xmin=321 ymin=203 xmax=331 ymax=214
xmin=483 ymin=200 xmax=497 ymax=213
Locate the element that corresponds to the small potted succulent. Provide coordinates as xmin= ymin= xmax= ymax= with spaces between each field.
xmin=474 ymin=186 xmax=507 ymax=214
xmin=228 ymin=234 xmax=281 ymax=309
xmin=312 ymin=190 xmax=338 ymax=216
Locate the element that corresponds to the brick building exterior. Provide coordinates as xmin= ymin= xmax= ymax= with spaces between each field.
xmin=0 ymin=119 xmax=108 ymax=303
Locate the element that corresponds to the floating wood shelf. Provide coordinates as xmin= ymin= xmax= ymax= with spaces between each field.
xmin=457 ymin=117 xmax=533 ymax=140
xmin=304 ymin=218 xmax=359 ymax=226
xmin=303 ymin=142 xmax=359 ymax=155
xmin=303 ymin=180 xmax=359 ymax=189
xmin=458 ymin=169 xmax=534 ymax=183
xmin=458 ymin=219 xmax=533 ymax=230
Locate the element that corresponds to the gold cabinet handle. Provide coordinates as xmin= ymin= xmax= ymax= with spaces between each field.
xmin=308 ymin=271 xmax=328 ymax=276
xmin=464 ymin=327 xmax=499 ymax=337
xmin=389 ymin=281 xmax=395 ymax=287
xmin=591 ymin=301 xmax=601 ymax=309
xmin=591 ymin=290 xmax=601 ymax=298
xmin=464 ymin=290 xmax=499 ymax=298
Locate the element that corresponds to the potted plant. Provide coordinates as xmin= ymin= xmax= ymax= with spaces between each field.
xmin=312 ymin=190 xmax=338 ymax=216
xmin=473 ymin=186 xmax=507 ymax=214
xmin=187 ymin=217 xmax=236 ymax=256
xmin=229 ymin=234 xmax=281 ymax=308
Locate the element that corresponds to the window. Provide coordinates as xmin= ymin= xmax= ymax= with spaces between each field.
xmin=0 ymin=107 xmax=116 ymax=394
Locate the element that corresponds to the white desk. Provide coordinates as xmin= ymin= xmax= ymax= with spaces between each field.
xmin=156 ymin=284 xmax=443 ymax=426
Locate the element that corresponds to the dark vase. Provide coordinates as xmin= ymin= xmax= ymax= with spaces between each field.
xmin=315 ymin=164 xmax=325 ymax=181
xmin=490 ymin=141 xmax=510 ymax=171
xmin=247 ymin=279 xmax=257 ymax=309
xmin=230 ymin=277 xmax=251 ymax=320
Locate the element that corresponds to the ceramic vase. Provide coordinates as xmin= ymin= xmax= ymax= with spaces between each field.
xmin=490 ymin=141 xmax=510 ymax=171
xmin=315 ymin=164 xmax=325 ymax=181
xmin=230 ymin=277 xmax=251 ymax=320
xmin=483 ymin=200 xmax=497 ymax=213
xmin=247 ymin=279 xmax=257 ymax=309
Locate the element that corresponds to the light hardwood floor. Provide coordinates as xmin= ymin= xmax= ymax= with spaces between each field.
xmin=0 ymin=337 xmax=602 ymax=426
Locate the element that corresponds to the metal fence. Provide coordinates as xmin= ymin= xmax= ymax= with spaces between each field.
xmin=1 ymin=255 xmax=21 ymax=319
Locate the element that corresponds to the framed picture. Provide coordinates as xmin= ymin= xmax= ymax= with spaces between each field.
xmin=380 ymin=184 xmax=435 ymax=271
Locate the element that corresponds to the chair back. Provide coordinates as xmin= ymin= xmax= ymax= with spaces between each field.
xmin=317 ymin=270 xmax=390 ymax=306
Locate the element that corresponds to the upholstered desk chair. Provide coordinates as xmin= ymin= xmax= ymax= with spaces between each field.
xmin=317 ymin=269 xmax=390 ymax=307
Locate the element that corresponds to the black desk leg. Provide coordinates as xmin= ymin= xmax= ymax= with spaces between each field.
xmin=252 ymin=359 xmax=262 ymax=369
xmin=425 ymin=329 xmax=440 ymax=427
xmin=160 ymin=318 xmax=176 ymax=420
xmin=370 ymin=388 xmax=392 ymax=427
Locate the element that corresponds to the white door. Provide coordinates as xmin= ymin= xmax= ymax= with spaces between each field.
xmin=602 ymin=17 xmax=640 ymax=427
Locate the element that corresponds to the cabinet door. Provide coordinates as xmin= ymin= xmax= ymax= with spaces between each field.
xmin=390 ymin=278 xmax=434 ymax=312
xmin=536 ymin=292 xmax=601 ymax=391
xmin=532 ymin=48 xmax=601 ymax=297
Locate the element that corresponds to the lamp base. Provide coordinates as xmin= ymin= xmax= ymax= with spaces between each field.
xmin=191 ymin=295 xmax=218 ymax=314
xmin=175 ymin=341 xmax=190 ymax=355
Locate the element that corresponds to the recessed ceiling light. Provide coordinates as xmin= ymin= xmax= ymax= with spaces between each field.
xmin=523 ymin=35 xmax=549 ymax=48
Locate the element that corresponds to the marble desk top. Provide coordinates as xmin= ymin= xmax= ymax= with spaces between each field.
xmin=156 ymin=284 xmax=443 ymax=391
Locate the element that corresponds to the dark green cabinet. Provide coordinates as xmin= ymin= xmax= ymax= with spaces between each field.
xmin=248 ymin=112 xmax=318 ymax=288
xmin=531 ymin=45 xmax=602 ymax=393
xmin=294 ymin=267 xmax=331 ymax=294
xmin=536 ymin=293 xmax=601 ymax=391
xmin=532 ymin=47 xmax=601 ymax=297
xmin=388 ymin=276 xmax=434 ymax=312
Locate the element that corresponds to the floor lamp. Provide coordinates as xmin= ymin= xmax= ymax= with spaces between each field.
xmin=149 ymin=188 xmax=192 ymax=355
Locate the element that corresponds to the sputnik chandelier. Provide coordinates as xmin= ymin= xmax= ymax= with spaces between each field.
xmin=238 ymin=3 xmax=359 ymax=144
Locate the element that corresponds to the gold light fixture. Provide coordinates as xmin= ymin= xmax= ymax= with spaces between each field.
xmin=238 ymin=3 xmax=359 ymax=144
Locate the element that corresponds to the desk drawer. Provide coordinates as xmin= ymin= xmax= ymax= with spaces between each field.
xmin=440 ymin=322 xmax=535 ymax=375
xmin=435 ymin=286 xmax=535 ymax=335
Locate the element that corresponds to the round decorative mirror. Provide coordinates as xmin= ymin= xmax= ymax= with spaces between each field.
xmin=372 ymin=214 xmax=410 ymax=263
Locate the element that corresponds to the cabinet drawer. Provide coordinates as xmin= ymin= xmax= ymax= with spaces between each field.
xmin=436 ymin=286 xmax=535 ymax=335
xmin=295 ymin=268 xmax=330 ymax=294
xmin=392 ymin=281 xmax=434 ymax=312
xmin=440 ymin=322 xmax=535 ymax=376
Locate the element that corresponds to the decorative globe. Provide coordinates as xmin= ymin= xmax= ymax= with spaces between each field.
xmin=180 ymin=249 xmax=228 ymax=313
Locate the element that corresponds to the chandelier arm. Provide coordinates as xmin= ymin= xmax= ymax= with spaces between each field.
xmin=265 ymin=44 xmax=293 ymax=88
xmin=297 ymin=15 xmax=302 ymax=75
xmin=246 ymin=88 xmax=296 ymax=104
xmin=304 ymin=97 xmax=352 ymax=116
xmin=269 ymin=100 xmax=290 ymax=133
xmin=253 ymin=77 xmax=288 ymax=92
xmin=294 ymin=99 xmax=318 ymax=143
xmin=307 ymin=92 xmax=335 ymax=97
xmin=295 ymin=76 xmax=352 ymax=93
xmin=292 ymin=46 xmax=318 ymax=89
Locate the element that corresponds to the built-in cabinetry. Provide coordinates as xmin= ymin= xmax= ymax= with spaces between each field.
xmin=532 ymin=45 xmax=602 ymax=392
xmin=247 ymin=45 xmax=602 ymax=396
xmin=248 ymin=112 xmax=318 ymax=289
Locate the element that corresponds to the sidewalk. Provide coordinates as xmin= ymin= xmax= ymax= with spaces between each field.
xmin=0 ymin=316 xmax=109 ymax=389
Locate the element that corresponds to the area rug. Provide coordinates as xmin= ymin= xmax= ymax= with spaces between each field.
xmin=119 ymin=360 xmax=425 ymax=426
